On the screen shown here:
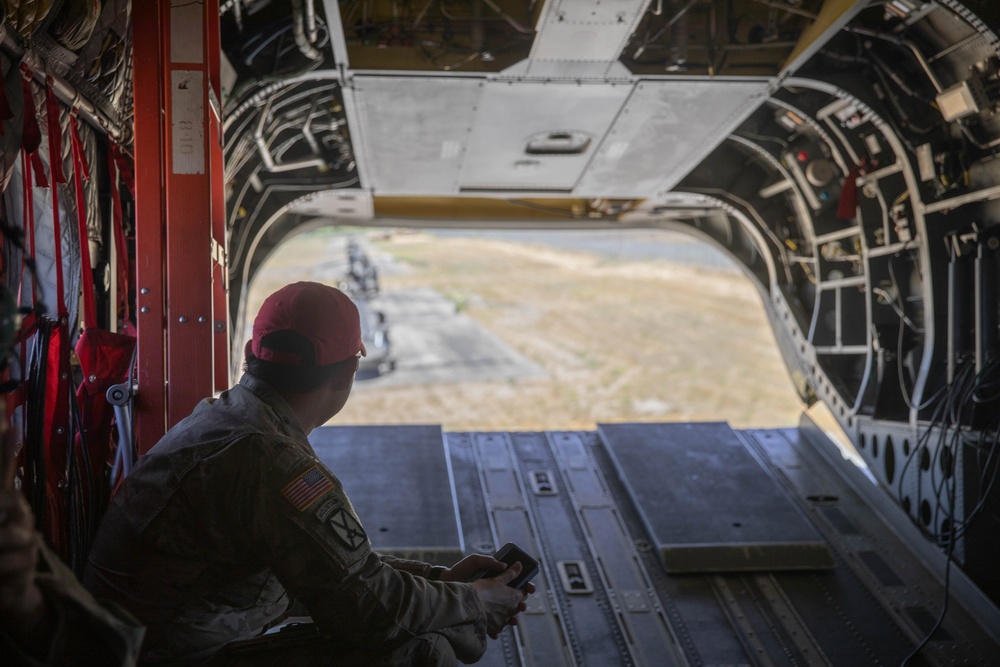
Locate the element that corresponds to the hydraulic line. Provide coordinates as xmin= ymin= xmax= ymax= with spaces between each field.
xmin=844 ymin=26 xmax=943 ymax=94
xmin=0 ymin=24 xmax=126 ymax=141
xmin=291 ymin=0 xmax=323 ymax=61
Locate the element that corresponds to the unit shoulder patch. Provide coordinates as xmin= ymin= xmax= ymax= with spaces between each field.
xmin=327 ymin=508 xmax=367 ymax=551
xmin=281 ymin=465 xmax=335 ymax=511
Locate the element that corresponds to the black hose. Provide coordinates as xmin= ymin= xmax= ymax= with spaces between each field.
xmin=25 ymin=318 xmax=52 ymax=530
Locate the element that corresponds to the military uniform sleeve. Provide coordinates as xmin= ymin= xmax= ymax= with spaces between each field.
xmin=247 ymin=446 xmax=488 ymax=662
xmin=378 ymin=553 xmax=436 ymax=578
xmin=0 ymin=543 xmax=144 ymax=667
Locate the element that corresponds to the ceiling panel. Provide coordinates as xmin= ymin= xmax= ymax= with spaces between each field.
xmin=575 ymin=79 xmax=771 ymax=198
xmin=458 ymin=81 xmax=632 ymax=191
xmin=352 ymin=77 xmax=485 ymax=195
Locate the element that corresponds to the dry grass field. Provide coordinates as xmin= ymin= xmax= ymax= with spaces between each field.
xmin=250 ymin=229 xmax=806 ymax=431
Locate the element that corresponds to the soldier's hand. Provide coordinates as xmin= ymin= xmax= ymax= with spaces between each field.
xmin=440 ymin=553 xmax=504 ymax=583
xmin=470 ymin=561 xmax=530 ymax=638
xmin=0 ymin=491 xmax=41 ymax=615
xmin=0 ymin=490 xmax=51 ymax=655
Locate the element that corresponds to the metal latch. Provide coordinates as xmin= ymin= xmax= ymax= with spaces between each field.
xmin=556 ymin=560 xmax=593 ymax=595
xmin=530 ymin=470 xmax=558 ymax=495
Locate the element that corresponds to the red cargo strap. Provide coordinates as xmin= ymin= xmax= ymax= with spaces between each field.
xmin=69 ymin=113 xmax=96 ymax=329
xmin=19 ymin=66 xmax=47 ymax=189
xmin=110 ymin=142 xmax=134 ymax=199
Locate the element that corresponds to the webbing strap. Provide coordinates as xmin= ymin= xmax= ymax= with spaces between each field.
xmin=107 ymin=145 xmax=130 ymax=320
xmin=69 ymin=114 xmax=96 ymax=329
xmin=43 ymin=77 xmax=67 ymax=316
xmin=19 ymin=148 xmax=35 ymax=309
xmin=110 ymin=143 xmax=135 ymax=198
xmin=18 ymin=65 xmax=46 ymax=188
xmin=18 ymin=67 xmax=41 ymax=311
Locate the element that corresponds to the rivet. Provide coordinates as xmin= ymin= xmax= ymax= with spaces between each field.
xmin=141 ymin=306 xmax=150 ymax=313
xmin=56 ymin=427 xmax=65 ymax=435
xmin=60 ymin=372 xmax=68 ymax=381
xmin=198 ymin=316 xmax=207 ymax=323
xmin=179 ymin=316 xmax=188 ymax=323
xmin=88 ymin=374 xmax=97 ymax=383
xmin=140 ymin=287 xmax=150 ymax=295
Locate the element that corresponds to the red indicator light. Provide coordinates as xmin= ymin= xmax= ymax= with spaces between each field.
xmin=797 ymin=150 xmax=809 ymax=162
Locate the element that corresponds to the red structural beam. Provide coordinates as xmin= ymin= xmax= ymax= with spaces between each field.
xmin=132 ymin=0 xmax=168 ymax=451
xmin=132 ymin=1 xmax=226 ymax=450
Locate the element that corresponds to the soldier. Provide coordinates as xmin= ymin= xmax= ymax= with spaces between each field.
xmin=0 ymin=489 xmax=144 ymax=665
xmin=84 ymin=281 xmax=531 ymax=666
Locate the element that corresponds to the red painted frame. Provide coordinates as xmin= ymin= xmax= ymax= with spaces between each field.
xmin=132 ymin=1 xmax=226 ymax=451
xmin=131 ymin=0 xmax=168 ymax=451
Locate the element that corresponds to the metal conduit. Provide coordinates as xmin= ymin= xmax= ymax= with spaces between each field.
xmin=0 ymin=22 xmax=127 ymax=142
xmin=291 ymin=0 xmax=323 ymax=61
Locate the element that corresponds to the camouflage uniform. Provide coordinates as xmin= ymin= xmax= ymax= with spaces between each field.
xmin=1 ymin=542 xmax=144 ymax=666
xmin=83 ymin=374 xmax=487 ymax=665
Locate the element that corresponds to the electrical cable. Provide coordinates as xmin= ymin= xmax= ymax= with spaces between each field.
xmin=68 ymin=373 xmax=94 ymax=570
xmin=900 ymin=468 xmax=957 ymax=666
xmin=895 ymin=366 xmax=955 ymax=501
xmin=876 ymin=285 xmax=922 ymax=331
xmin=900 ymin=349 xmax=1000 ymax=664
xmin=24 ymin=318 xmax=52 ymax=528
xmin=898 ymin=371 xmax=969 ymax=665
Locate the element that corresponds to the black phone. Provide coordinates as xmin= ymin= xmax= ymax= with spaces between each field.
xmin=471 ymin=542 xmax=540 ymax=590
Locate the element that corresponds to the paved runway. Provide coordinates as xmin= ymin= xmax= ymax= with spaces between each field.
xmin=355 ymin=286 xmax=543 ymax=388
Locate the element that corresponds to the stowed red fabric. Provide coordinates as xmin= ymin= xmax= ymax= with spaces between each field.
xmin=251 ymin=282 xmax=366 ymax=366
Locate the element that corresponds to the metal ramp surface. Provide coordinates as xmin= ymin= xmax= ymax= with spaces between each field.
xmin=598 ymin=421 xmax=833 ymax=573
xmin=309 ymin=419 xmax=1000 ymax=666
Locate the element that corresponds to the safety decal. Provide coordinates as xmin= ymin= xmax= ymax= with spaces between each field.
xmin=281 ymin=466 xmax=335 ymax=511
xmin=328 ymin=508 xmax=367 ymax=551
xmin=315 ymin=496 xmax=343 ymax=522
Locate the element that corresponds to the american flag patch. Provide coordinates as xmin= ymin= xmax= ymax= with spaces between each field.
xmin=281 ymin=466 xmax=334 ymax=511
